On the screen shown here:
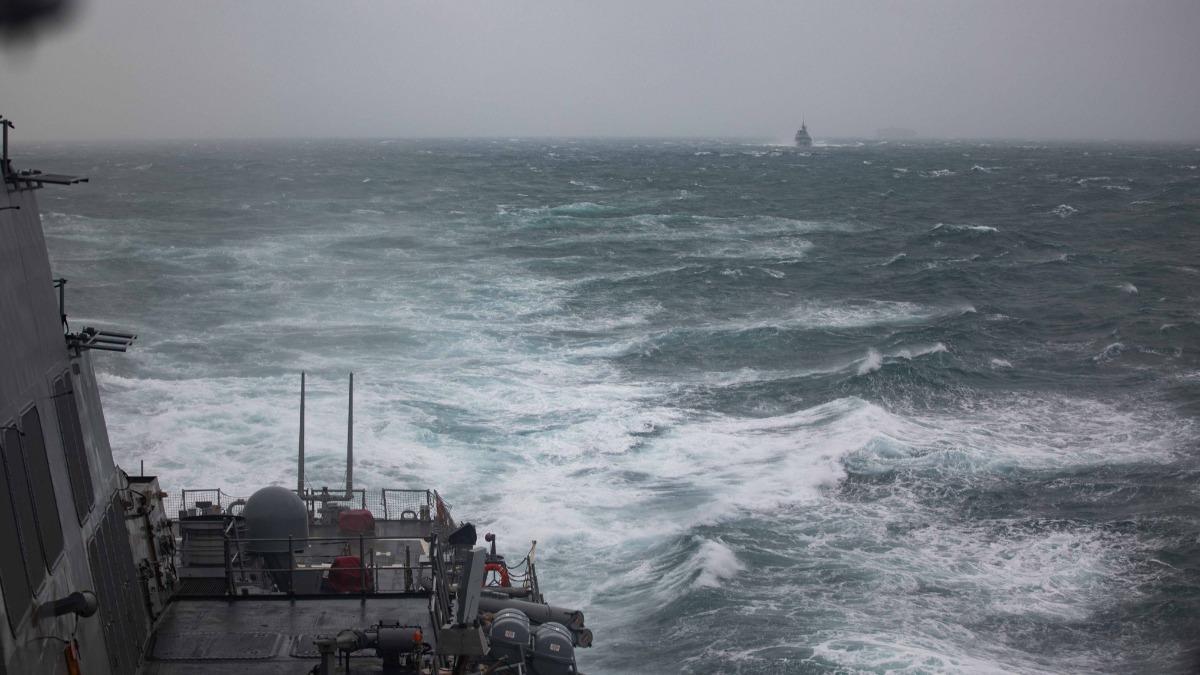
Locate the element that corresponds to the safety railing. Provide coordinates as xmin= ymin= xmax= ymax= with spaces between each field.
xmin=428 ymin=534 xmax=453 ymax=630
xmin=381 ymin=489 xmax=432 ymax=521
xmin=497 ymin=540 xmax=543 ymax=604
xmin=213 ymin=533 xmax=448 ymax=600
xmin=167 ymin=487 xmax=446 ymax=523
xmin=165 ymin=488 xmax=246 ymax=519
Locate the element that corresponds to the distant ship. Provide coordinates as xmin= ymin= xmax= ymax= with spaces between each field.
xmin=794 ymin=119 xmax=813 ymax=147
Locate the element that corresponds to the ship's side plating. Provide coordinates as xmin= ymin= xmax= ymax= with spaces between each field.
xmin=0 ymin=123 xmax=151 ymax=674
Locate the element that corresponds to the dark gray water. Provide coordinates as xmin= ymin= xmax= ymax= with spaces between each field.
xmin=28 ymin=138 xmax=1200 ymax=673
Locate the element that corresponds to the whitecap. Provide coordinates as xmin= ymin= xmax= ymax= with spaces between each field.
xmin=857 ymin=349 xmax=883 ymax=375
xmin=692 ymin=539 xmax=745 ymax=588
xmin=1051 ymin=204 xmax=1078 ymax=218
xmin=931 ymin=223 xmax=998 ymax=234
xmin=890 ymin=342 xmax=949 ymax=360
xmin=1094 ymin=342 xmax=1125 ymax=362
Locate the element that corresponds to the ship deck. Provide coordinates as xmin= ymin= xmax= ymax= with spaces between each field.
xmin=139 ymin=595 xmax=436 ymax=674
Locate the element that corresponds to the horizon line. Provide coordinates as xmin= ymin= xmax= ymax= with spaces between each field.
xmin=9 ymin=133 xmax=1200 ymax=146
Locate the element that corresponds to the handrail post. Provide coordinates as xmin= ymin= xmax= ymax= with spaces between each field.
xmin=404 ymin=544 xmax=412 ymax=592
xmin=223 ymin=531 xmax=233 ymax=596
xmin=288 ymin=535 xmax=295 ymax=599
xmin=359 ymin=535 xmax=367 ymax=602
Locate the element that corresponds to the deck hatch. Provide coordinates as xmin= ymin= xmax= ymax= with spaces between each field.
xmin=152 ymin=632 xmax=284 ymax=660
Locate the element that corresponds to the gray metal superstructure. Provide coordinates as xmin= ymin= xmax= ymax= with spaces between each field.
xmin=0 ymin=118 xmax=591 ymax=674
xmin=794 ymin=119 xmax=813 ymax=147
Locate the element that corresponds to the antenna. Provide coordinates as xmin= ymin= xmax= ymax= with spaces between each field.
xmin=346 ymin=372 xmax=354 ymax=498
xmin=1 ymin=116 xmax=11 ymax=176
xmin=297 ymin=371 xmax=306 ymax=495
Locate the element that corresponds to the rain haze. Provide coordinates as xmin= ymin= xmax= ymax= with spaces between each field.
xmin=7 ymin=1 xmax=1200 ymax=675
xmin=2 ymin=0 xmax=1199 ymax=142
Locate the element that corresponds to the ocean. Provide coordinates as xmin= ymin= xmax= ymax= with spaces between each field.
xmin=28 ymin=137 xmax=1200 ymax=673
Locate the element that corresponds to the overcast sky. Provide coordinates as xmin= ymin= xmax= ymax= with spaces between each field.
xmin=2 ymin=0 xmax=1198 ymax=141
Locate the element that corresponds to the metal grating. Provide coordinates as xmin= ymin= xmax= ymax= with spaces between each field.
xmin=152 ymin=632 xmax=283 ymax=660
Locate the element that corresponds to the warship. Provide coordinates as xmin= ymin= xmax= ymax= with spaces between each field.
xmin=0 ymin=113 xmax=592 ymax=674
xmin=794 ymin=119 xmax=812 ymax=148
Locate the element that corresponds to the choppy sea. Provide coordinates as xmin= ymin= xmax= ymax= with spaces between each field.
xmin=26 ymin=137 xmax=1200 ymax=673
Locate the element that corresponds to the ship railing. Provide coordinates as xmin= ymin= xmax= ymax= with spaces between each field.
xmin=213 ymin=533 xmax=453 ymax=600
xmin=166 ymin=488 xmax=246 ymax=519
xmin=167 ymin=487 xmax=448 ymax=523
xmin=299 ymin=488 xmax=435 ymax=522
xmin=496 ymin=540 xmax=543 ymax=603
xmin=427 ymin=533 xmax=453 ymax=630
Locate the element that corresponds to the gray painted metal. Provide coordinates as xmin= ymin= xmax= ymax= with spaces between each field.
xmin=488 ymin=608 xmax=531 ymax=665
xmin=142 ymin=596 xmax=437 ymax=674
xmin=530 ymin=622 xmax=576 ymax=675
xmin=477 ymin=596 xmax=585 ymax=629
xmin=1 ymin=154 xmax=129 ymax=675
xmin=346 ymin=372 xmax=353 ymax=496
xmin=4 ymin=172 xmax=87 ymax=186
xmin=88 ymin=495 xmax=150 ymax=675
xmin=242 ymin=486 xmax=309 ymax=554
xmin=152 ymin=632 xmax=285 ymax=661
xmin=297 ymin=372 xmax=305 ymax=494
xmin=456 ymin=546 xmax=487 ymax=626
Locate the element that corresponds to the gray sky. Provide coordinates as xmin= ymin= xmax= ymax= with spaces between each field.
xmin=2 ymin=0 xmax=1199 ymax=141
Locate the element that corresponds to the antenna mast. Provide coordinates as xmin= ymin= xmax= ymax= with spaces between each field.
xmin=346 ymin=372 xmax=354 ymax=498
xmin=297 ymin=372 xmax=306 ymax=495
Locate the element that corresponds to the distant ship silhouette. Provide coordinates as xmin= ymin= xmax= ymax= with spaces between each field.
xmin=794 ymin=118 xmax=812 ymax=147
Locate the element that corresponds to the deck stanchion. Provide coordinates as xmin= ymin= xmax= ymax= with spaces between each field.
xmin=288 ymin=535 xmax=295 ymax=598
xmin=359 ymin=535 xmax=367 ymax=602
xmin=405 ymin=544 xmax=412 ymax=591
xmin=223 ymin=532 xmax=233 ymax=596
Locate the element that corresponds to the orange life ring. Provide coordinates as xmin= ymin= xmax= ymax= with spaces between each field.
xmin=483 ymin=562 xmax=511 ymax=587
